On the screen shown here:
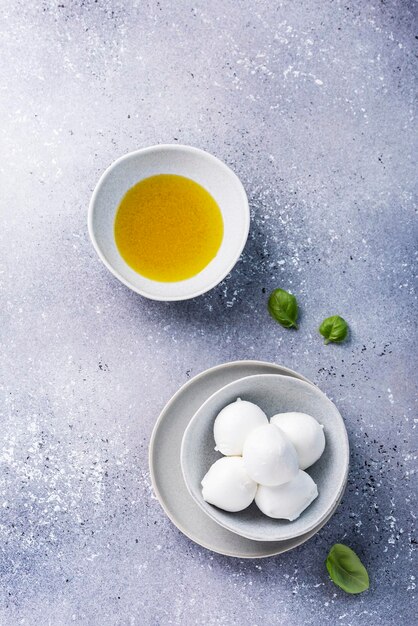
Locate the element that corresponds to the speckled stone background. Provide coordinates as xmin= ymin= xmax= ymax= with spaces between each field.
xmin=1 ymin=0 xmax=417 ymax=624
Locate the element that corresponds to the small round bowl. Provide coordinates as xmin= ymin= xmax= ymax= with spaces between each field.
xmin=180 ymin=374 xmax=349 ymax=542
xmin=88 ymin=144 xmax=249 ymax=301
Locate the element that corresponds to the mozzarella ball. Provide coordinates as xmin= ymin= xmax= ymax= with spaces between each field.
xmin=255 ymin=470 xmax=318 ymax=520
xmin=201 ymin=457 xmax=257 ymax=512
xmin=242 ymin=424 xmax=298 ymax=487
xmin=214 ymin=398 xmax=268 ymax=456
xmin=270 ymin=412 xmax=325 ymax=469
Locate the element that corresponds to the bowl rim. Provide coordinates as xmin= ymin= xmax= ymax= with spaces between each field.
xmin=180 ymin=373 xmax=350 ymax=542
xmin=87 ymin=144 xmax=250 ymax=301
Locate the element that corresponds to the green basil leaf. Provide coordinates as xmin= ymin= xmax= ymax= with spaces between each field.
xmin=319 ymin=315 xmax=348 ymax=344
xmin=326 ymin=543 xmax=369 ymax=594
xmin=267 ymin=288 xmax=298 ymax=329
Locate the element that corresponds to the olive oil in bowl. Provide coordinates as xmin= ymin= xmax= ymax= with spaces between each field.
xmin=114 ymin=174 xmax=224 ymax=282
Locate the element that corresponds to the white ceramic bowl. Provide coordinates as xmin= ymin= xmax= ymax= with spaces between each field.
xmin=181 ymin=374 xmax=349 ymax=542
xmin=88 ymin=144 xmax=249 ymax=301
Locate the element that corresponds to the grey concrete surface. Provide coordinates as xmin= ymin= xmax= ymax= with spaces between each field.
xmin=0 ymin=1 xmax=417 ymax=624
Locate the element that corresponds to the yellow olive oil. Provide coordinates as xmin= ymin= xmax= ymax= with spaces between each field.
xmin=114 ymin=174 xmax=224 ymax=282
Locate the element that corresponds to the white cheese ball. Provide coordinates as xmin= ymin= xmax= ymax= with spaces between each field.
xmin=201 ymin=457 xmax=257 ymax=512
xmin=242 ymin=424 xmax=299 ymax=487
xmin=255 ymin=470 xmax=318 ymax=520
xmin=270 ymin=412 xmax=325 ymax=470
xmin=214 ymin=398 xmax=268 ymax=456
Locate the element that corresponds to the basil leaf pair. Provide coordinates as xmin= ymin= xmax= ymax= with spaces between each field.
xmin=267 ymin=288 xmax=349 ymax=344
xmin=326 ymin=544 xmax=369 ymax=594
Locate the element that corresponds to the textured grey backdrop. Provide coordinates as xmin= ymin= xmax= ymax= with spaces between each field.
xmin=1 ymin=1 xmax=417 ymax=624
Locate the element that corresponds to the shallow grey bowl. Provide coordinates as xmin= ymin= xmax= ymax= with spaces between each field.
xmin=180 ymin=374 xmax=349 ymax=542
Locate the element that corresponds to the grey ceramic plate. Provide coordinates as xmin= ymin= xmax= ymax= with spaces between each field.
xmin=149 ymin=361 xmax=347 ymax=558
xmin=181 ymin=374 xmax=349 ymax=542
